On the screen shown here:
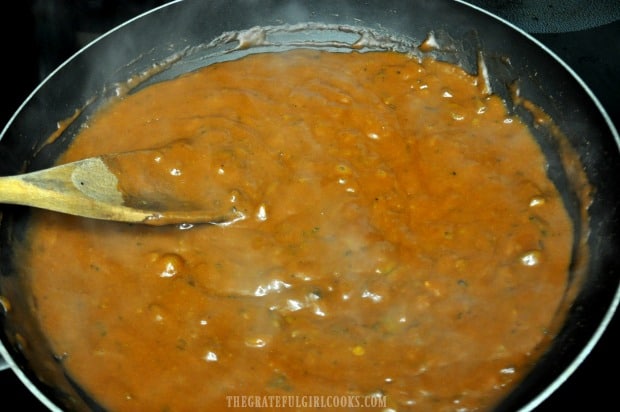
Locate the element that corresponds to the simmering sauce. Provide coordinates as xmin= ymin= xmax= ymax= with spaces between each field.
xmin=19 ymin=49 xmax=574 ymax=411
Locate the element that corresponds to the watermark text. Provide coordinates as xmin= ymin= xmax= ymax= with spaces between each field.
xmin=226 ymin=394 xmax=387 ymax=409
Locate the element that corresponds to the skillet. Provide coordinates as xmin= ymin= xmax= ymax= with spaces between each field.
xmin=0 ymin=1 xmax=618 ymax=410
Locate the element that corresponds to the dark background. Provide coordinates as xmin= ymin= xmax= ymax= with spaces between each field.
xmin=0 ymin=1 xmax=618 ymax=410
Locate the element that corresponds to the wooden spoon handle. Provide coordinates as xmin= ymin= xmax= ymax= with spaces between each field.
xmin=0 ymin=158 xmax=155 ymax=223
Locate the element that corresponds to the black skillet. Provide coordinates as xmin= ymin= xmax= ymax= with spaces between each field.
xmin=0 ymin=1 xmax=618 ymax=411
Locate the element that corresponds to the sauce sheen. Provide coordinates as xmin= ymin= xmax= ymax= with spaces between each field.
xmin=18 ymin=50 xmax=574 ymax=411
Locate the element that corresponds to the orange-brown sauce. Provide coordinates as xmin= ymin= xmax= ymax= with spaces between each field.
xmin=19 ymin=50 xmax=573 ymax=411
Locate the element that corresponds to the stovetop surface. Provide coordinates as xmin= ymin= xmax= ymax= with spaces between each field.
xmin=0 ymin=1 xmax=618 ymax=411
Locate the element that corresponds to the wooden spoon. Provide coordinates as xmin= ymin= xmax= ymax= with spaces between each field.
xmin=0 ymin=152 xmax=245 ymax=226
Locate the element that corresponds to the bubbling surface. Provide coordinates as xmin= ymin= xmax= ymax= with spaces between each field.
xmin=18 ymin=49 xmax=574 ymax=411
